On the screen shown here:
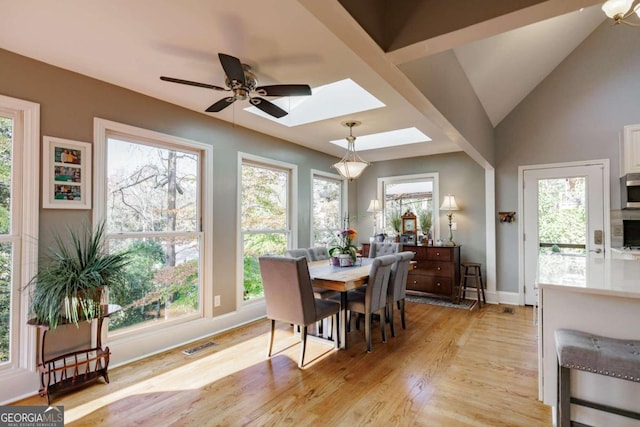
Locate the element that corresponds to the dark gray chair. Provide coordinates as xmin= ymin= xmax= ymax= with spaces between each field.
xmin=368 ymin=242 xmax=400 ymax=258
xmin=387 ymin=251 xmax=415 ymax=337
xmin=344 ymin=254 xmax=396 ymax=352
xmin=259 ymin=256 xmax=339 ymax=368
xmin=307 ymin=246 xmax=330 ymax=262
xmin=284 ymin=248 xmax=311 ymax=261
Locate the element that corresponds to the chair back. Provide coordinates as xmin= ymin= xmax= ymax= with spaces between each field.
xmin=366 ymin=254 xmax=396 ymax=312
xmin=389 ymin=251 xmax=415 ymax=302
xmin=307 ymin=246 xmax=329 ymax=261
xmin=284 ymin=248 xmax=311 ymax=262
xmin=369 ymin=242 xmax=400 ymax=258
xmin=259 ymin=256 xmax=316 ymax=325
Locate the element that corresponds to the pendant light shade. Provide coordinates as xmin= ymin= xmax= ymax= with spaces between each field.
xmin=601 ymin=0 xmax=640 ymax=25
xmin=333 ymin=121 xmax=369 ymax=181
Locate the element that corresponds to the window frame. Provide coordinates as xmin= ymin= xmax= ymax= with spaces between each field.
xmin=237 ymin=153 xmax=297 ymax=307
xmin=93 ymin=118 xmax=214 ymax=335
xmin=310 ymin=169 xmax=347 ymax=247
xmin=0 ymin=95 xmax=39 ymax=403
xmin=377 ymin=172 xmax=440 ymax=239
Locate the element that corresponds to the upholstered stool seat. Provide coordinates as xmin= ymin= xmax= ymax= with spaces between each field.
xmin=554 ymin=329 xmax=640 ymax=426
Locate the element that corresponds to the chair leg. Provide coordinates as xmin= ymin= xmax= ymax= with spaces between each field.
xmin=365 ymin=312 xmax=372 ymax=353
xmin=298 ymin=325 xmax=308 ymax=368
xmin=388 ymin=299 xmax=396 ymax=338
xmin=380 ymin=309 xmax=387 ymax=344
xmin=558 ymin=363 xmax=571 ymax=427
xmin=267 ymin=319 xmax=276 ymax=358
xmin=400 ymin=299 xmax=406 ymax=330
xmin=479 ymin=270 xmax=486 ymax=304
xmin=333 ymin=313 xmax=339 ymax=349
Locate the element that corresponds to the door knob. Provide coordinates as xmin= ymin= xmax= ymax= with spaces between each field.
xmin=589 ymin=248 xmax=602 ymax=254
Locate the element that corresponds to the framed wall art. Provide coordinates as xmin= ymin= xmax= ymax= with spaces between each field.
xmin=42 ymin=136 xmax=92 ymax=209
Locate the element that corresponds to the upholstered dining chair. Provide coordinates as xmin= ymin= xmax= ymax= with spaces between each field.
xmin=284 ymin=248 xmax=311 ymax=261
xmin=368 ymin=242 xmax=400 ymax=258
xmin=259 ymin=256 xmax=340 ymax=368
xmin=307 ymin=246 xmax=330 ymax=262
xmin=387 ymin=251 xmax=415 ymax=337
xmin=344 ymin=254 xmax=396 ymax=353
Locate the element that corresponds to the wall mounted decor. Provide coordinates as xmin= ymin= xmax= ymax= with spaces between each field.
xmin=499 ymin=211 xmax=516 ymax=223
xmin=42 ymin=136 xmax=92 ymax=209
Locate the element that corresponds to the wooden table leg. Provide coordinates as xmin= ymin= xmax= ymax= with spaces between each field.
xmin=340 ymin=291 xmax=348 ymax=349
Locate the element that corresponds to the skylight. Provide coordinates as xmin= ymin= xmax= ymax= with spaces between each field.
xmin=330 ymin=127 xmax=431 ymax=151
xmin=244 ymin=78 xmax=385 ymax=126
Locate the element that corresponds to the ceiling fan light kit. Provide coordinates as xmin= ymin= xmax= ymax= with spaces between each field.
xmin=333 ymin=121 xmax=369 ymax=181
xmin=161 ymin=52 xmax=311 ymax=118
xmin=602 ymin=0 xmax=640 ymax=26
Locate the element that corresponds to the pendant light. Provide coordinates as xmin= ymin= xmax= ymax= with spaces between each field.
xmin=333 ymin=121 xmax=369 ymax=181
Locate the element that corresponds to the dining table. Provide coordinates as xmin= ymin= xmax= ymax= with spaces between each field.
xmin=308 ymin=257 xmax=373 ymax=349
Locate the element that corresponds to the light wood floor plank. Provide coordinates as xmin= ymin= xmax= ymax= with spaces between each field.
xmin=13 ymin=302 xmax=551 ymax=426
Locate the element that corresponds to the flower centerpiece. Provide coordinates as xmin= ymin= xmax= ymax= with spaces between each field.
xmin=329 ymin=228 xmax=358 ymax=266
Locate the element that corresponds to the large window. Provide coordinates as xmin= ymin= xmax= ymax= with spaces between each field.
xmin=379 ymin=173 xmax=439 ymax=238
xmin=95 ymin=120 xmax=207 ymax=332
xmin=311 ymin=171 xmax=344 ymax=246
xmin=0 ymin=114 xmax=14 ymax=364
xmin=240 ymin=156 xmax=295 ymax=301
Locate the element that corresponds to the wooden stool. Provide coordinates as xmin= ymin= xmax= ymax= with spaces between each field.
xmin=459 ymin=263 xmax=486 ymax=307
xmin=555 ymin=329 xmax=640 ymax=426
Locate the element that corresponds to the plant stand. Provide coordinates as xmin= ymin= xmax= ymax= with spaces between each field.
xmin=27 ymin=304 xmax=121 ymax=403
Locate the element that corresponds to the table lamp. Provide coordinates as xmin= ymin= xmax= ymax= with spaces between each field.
xmin=367 ymin=199 xmax=381 ymax=239
xmin=440 ymin=194 xmax=459 ymax=247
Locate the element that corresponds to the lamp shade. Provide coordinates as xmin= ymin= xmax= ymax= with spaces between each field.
xmin=367 ymin=199 xmax=381 ymax=212
xmin=602 ymin=0 xmax=634 ymax=18
xmin=333 ymin=159 xmax=368 ymax=180
xmin=440 ymin=195 xmax=459 ymax=211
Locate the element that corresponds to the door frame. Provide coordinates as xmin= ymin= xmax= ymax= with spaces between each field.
xmin=517 ymin=159 xmax=610 ymax=305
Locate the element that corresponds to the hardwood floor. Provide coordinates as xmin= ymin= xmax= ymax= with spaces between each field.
xmin=15 ymin=302 xmax=551 ymax=426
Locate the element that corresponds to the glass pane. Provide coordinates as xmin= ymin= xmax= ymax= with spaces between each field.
xmin=384 ymin=179 xmax=433 ymax=235
xmin=0 ymin=242 xmax=12 ymax=363
xmin=241 ymin=164 xmax=288 ymax=230
xmin=0 ymin=117 xmax=12 ymax=235
xmin=538 ymin=177 xmax=586 ymax=256
xmin=242 ymin=233 xmax=286 ymax=300
xmin=108 ymin=236 xmax=200 ymax=331
xmin=107 ymin=138 xmax=199 ymax=233
xmin=312 ymin=176 xmax=341 ymax=246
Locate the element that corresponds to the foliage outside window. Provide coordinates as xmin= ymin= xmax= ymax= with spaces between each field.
xmin=0 ymin=116 xmax=12 ymax=363
xmin=106 ymin=137 xmax=201 ymax=331
xmin=538 ymin=177 xmax=586 ymax=255
xmin=312 ymin=174 xmax=343 ymax=246
xmin=241 ymin=161 xmax=291 ymax=300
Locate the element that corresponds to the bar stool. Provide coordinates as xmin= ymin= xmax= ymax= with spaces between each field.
xmin=555 ymin=329 xmax=640 ymax=426
xmin=459 ymin=262 xmax=486 ymax=307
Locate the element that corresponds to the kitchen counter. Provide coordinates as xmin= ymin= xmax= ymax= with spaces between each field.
xmin=537 ymin=254 xmax=640 ymax=425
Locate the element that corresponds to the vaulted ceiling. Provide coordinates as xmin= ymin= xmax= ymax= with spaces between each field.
xmin=0 ymin=0 xmax=606 ymax=163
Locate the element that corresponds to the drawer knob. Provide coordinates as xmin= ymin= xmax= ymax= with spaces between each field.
xmin=436 ymin=283 xmax=441 ymax=286
xmin=436 ymin=252 xmax=440 ymax=256
xmin=437 ymin=267 xmax=441 ymax=271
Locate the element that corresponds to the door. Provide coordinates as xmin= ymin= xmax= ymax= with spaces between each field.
xmin=522 ymin=163 xmax=606 ymax=305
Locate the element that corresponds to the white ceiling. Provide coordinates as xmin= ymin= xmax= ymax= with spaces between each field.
xmin=0 ymin=0 xmax=606 ymax=163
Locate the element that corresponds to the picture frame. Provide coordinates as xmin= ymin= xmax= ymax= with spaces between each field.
xmin=42 ymin=136 xmax=92 ymax=209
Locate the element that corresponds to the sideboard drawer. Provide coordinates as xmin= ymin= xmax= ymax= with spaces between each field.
xmin=422 ymin=262 xmax=453 ymax=276
xmin=408 ymin=274 xmax=452 ymax=296
xmin=425 ymin=248 xmax=453 ymax=261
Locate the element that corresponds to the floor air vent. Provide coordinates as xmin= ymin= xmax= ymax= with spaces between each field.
xmin=182 ymin=341 xmax=217 ymax=355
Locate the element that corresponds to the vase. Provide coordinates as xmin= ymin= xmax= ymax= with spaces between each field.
xmin=331 ymin=256 xmax=340 ymax=266
xmin=338 ymin=253 xmax=353 ymax=267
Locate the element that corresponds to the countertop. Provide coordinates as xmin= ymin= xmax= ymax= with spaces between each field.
xmin=536 ymin=253 xmax=640 ymax=298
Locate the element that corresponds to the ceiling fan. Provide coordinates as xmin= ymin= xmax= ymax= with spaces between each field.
xmin=160 ymin=53 xmax=312 ymax=118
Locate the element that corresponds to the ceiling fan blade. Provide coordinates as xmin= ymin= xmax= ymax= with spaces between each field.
xmin=218 ymin=53 xmax=246 ymax=87
xmin=160 ymin=76 xmax=226 ymax=91
xmin=250 ymin=97 xmax=288 ymax=118
xmin=256 ymin=84 xmax=312 ymax=97
xmin=205 ymin=97 xmax=236 ymax=113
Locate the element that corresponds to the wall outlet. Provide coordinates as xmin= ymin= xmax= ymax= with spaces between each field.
xmin=214 ymin=295 xmax=221 ymax=307
xmin=451 ymin=222 xmax=457 ymax=231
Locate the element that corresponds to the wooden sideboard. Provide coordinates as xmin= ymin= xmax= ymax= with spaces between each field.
xmin=361 ymin=243 xmax=461 ymax=302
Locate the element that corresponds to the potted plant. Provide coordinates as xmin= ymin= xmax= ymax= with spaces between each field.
xmin=329 ymin=228 xmax=358 ymax=266
xmin=418 ymin=209 xmax=433 ymax=245
xmin=27 ymin=222 xmax=131 ymax=329
xmin=389 ymin=209 xmax=402 ymax=242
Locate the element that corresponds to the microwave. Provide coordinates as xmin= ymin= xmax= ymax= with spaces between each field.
xmin=621 ymin=173 xmax=640 ymax=209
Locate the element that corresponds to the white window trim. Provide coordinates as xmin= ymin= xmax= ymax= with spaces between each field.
xmin=237 ymin=152 xmax=298 ymax=308
xmin=310 ymin=169 xmax=347 ymax=245
xmin=92 ymin=118 xmax=214 ymax=325
xmin=0 ymin=95 xmax=39 ymax=404
xmin=377 ymin=172 xmax=440 ymax=240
